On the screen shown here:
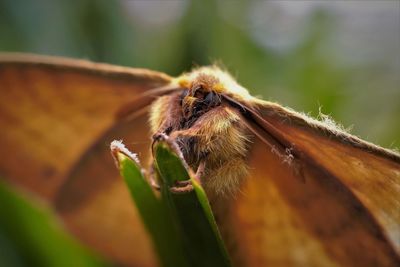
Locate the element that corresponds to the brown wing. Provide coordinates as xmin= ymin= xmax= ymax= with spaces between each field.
xmin=220 ymin=97 xmax=400 ymax=267
xmin=0 ymin=53 xmax=176 ymax=266
xmin=55 ymin=115 xmax=159 ymax=267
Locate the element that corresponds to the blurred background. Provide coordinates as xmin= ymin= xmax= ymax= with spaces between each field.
xmin=1 ymin=0 xmax=399 ymax=148
xmin=0 ymin=0 xmax=399 ymax=266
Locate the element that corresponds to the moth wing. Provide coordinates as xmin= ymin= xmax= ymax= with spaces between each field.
xmin=0 ymin=53 xmax=174 ymax=266
xmin=223 ymin=99 xmax=400 ymax=267
xmin=56 ymin=115 xmax=159 ymax=267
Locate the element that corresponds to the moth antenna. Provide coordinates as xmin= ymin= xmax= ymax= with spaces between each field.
xmin=239 ymin=114 xmax=286 ymax=159
xmin=239 ymin=111 xmax=305 ymax=183
xmin=224 ymin=95 xmax=296 ymax=156
xmin=224 ymin=95 xmax=308 ymax=183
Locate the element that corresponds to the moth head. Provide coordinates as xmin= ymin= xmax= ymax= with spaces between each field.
xmin=180 ymin=81 xmax=222 ymax=120
xmin=176 ymin=66 xmax=255 ymax=109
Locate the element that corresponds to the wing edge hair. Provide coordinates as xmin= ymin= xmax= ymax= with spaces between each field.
xmin=226 ymin=96 xmax=400 ymax=163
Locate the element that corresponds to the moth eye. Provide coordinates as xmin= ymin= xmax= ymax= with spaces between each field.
xmin=204 ymin=91 xmax=221 ymax=107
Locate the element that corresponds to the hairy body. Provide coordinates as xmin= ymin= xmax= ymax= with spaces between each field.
xmin=149 ymin=67 xmax=252 ymax=197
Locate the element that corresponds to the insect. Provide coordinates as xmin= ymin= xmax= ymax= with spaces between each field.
xmin=147 ymin=67 xmax=255 ymax=198
xmin=0 ymin=53 xmax=399 ymax=267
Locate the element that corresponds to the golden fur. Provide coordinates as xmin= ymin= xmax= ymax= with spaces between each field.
xmin=149 ymin=67 xmax=252 ymax=197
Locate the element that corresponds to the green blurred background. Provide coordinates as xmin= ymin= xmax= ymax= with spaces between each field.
xmin=0 ymin=0 xmax=399 ymax=266
xmin=1 ymin=0 xmax=399 ymax=147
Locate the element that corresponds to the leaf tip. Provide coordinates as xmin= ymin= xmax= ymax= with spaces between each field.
xmin=110 ymin=140 xmax=140 ymax=167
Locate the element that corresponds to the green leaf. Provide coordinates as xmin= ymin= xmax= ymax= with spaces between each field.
xmin=111 ymin=141 xmax=189 ymax=267
xmin=154 ymin=140 xmax=232 ymax=267
xmin=0 ymin=180 xmax=106 ymax=267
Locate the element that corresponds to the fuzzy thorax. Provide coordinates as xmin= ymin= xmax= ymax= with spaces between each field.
xmin=175 ymin=66 xmax=255 ymax=103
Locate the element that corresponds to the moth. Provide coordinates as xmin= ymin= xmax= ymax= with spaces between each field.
xmin=0 ymin=53 xmax=399 ymax=267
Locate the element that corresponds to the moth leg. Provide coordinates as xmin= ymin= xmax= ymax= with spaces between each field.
xmin=195 ymin=161 xmax=206 ymax=183
xmin=152 ymin=132 xmax=167 ymax=142
xmin=170 ymin=182 xmax=193 ymax=194
xmin=174 ymin=161 xmax=205 ymax=186
xmin=169 ymin=161 xmax=205 ymax=194
xmin=148 ymin=163 xmax=160 ymax=190
xmin=150 ymin=132 xmax=194 ymax=194
xmin=151 ymin=132 xmax=183 ymax=155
